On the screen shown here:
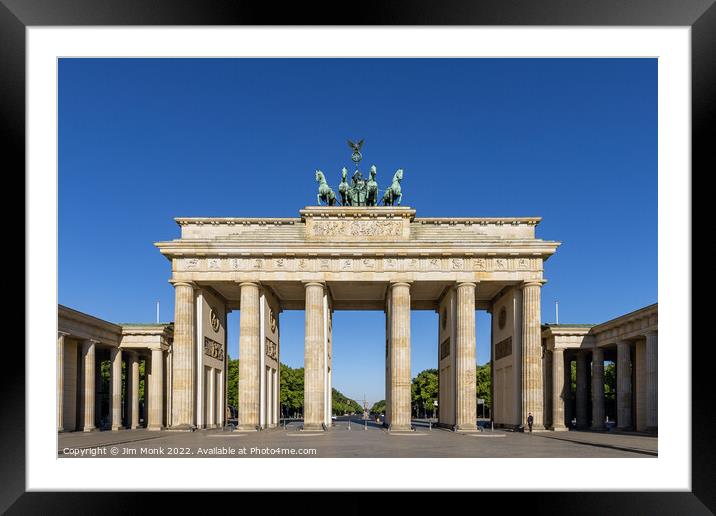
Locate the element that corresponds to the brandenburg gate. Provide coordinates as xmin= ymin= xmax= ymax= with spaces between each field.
xmin=155 ymin=203 xmax=560 ymax=432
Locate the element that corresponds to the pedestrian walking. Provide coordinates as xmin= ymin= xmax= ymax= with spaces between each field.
xmin=527 ymin=413 xmax=534 ymax=433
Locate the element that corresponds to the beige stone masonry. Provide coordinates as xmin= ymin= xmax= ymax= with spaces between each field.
xmin=110 ymin=348 xmax=123 ymax=431
xmin=455 ymin=282 xmax=477 ymax=431
xmin=591 ymin=347 xmax=605 ymax=430
xmin=238 ymin=282 xmax=261 ymax=430
xmin=645 ymin=331 xmax=658 ymax=431
xmin=303 ymin=281 xmax=326 ymax=431
xmin=575 ymin=351 xmax=589 ymax=429
xmin=552 ymin=347 xmax=567 ymax=430
xmin=388 ymin=282 xmax=412 ymax=431
xmin=81 ymin=339 xmax=97 ymax=432
xmin=170 ymin=282 xmax=195 ymax=429
xmin=521 ymin=281 xmax=544 ymax=429
xmin=617 ymin=340 xmax=633 ymax=429
xmin=148 ymin=348 xmax=164 ymax=430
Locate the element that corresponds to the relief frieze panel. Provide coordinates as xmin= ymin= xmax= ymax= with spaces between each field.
xmin=310 ymin=219 xmax=404 ymax=239
xmin=175 ymin=256 xmax=542 ymax=273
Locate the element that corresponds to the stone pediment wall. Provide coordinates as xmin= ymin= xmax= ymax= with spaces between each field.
xmin=172 ymin=207 xmax=544 ymax=243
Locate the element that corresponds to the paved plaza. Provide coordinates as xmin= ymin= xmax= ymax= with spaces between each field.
xmin=58 ymin=417 xmax=657 ymax=459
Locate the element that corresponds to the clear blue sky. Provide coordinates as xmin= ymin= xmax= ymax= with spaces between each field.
xmin=59 ymin=58 xmax=656 ymax=406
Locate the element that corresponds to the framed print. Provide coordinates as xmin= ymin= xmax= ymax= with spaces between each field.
xmin=6 ymin=0 xmax=711 ymax=511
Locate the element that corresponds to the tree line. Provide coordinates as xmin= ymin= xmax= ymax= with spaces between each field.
xmin=226 ymin=360 xmax=363 ymax=418
xmin=370 ymin=363 xmax=492 ymax=418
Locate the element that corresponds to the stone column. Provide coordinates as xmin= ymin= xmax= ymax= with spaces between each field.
xmin=129 ymin=352 xmax=140 ymax=429
xmin=455 ymin=282 xmax=477 ymax=431
xmin=303 ymin=282 xmax=326 ymax=431
xmin=521 ymin=280 xmax=544 ymax=429
xmin=389 ymin=282 xmax=412 ymax=431
xmin=110 ymin=348 xmax=123 ymax=431
xmin=645 ymin=331 xmax=658 ymax=432
xmin=591 ymin=347 xmax=605 ymax=430
xmin=552 ymin=347 xmax=567 ymax=430
xmin=170 ymin=281 xmax=195 ymax=430
xmin=617 ymin=340 xmax=633 ymax=430
xmin=576 ymin=351 xmax=589 ymax=429
xmin=544 ymin=348 xmax=553 ymax=428
xmin=148 ymin=348 xmax=164 ymax=430
xmin=81 ymin=339 xmax=97 ymax=432
xmin=238 ymin=281 xmax=261 ymax=430
xmin=57 ymin=333 xmax=66 ymax=432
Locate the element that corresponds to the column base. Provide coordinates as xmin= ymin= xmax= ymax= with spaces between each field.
xmin=167 ymin=424 xmax=196 ymax=432
xmin=301 ymin=423 xmax=326 ymax=432
xmin=147 ymin=425 xmax=163 ymax=432
xmin=237 ymin=424 xmax=260 ymax=432
xmin=82 ymin=426 xmax=98 ymax=433
xmin=551 ymin=426 xmax=569 ymax=432
xmin=388 ymin=424 xmax=413 ymax=433
xmin=455 ymin=424 xmax=478 ymax=433
xmin=111 ymin=425 xmax=125 ymax=432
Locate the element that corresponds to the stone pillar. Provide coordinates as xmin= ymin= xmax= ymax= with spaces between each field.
xmin=552 ymin=347 xmax=567 ymax=430
xmin=303 ymin=282 xmax=326 ymax=431
xmin=165 ymin=349 xmax=172 ymax=427
xmin=81 ymin=339 xmax=97 ymax=432
xmin=170 ymin=281 xmax=195 ymax=430
xmin=455 ymin=282 xmax=477 ymax=431
xmin=576 ymin=351 xmax=589 ymax=429
xmin=563 ymin=354 xmax=573 ymax=426
xmin=389 ymin=282 xmax=412 ymax=431
xmin=238 ymin=282 xmax=261 ymax=430
xmin=617 ymin=340 xmax=633 ymax=430
xmin=645 ymin=331 xmax=658 ymax=432
xmin=544 ymin=348 xmax=553 ymax=428
xmin=148 ymin=348 xmax=164 ymax=430
xmin=110 ymin=348 xmax=123 ymax=431
xmin=129 ymin=352 xmax=140 ymax=429
xmin=521 ymin=280 xmax=544 ymax=429
xmin=57 ymin=333 xmax=66 ymax=432
xmin=591 ymin=347 xmax=605 ymax=430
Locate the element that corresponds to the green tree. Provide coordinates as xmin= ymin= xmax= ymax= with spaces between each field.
xmin=412 ymin=369 xmax=438 ymax=418
xmin=370 ymin=400 xmax=386 ymax=414
xmin=280 ymin=363 xmax=304 ymax=417
xmin=227 ymin=358 xmax=239 ymax=408
xmin=476 ymin=362 xmax=491 ymax=410
xmin=604 ymin=361 xmax=616 ymax=421
xmin=332 ymin=388 xmax=363 ymax=415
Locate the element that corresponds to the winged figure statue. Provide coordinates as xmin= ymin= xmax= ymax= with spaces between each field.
xmin=347 ymin=139 xmax=364 ymax=152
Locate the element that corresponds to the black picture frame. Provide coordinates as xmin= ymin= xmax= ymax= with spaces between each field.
xmin=6 ymin=0 xmax=709 ymax=512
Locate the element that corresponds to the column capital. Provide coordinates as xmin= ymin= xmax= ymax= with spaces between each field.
xmin=170 ymin=280 xmax=196 ymax=289
xmin=389 ymin=281 xmax=413 ymax=289
xmin=645 ymin=330 xmax=658 ymax=338
xmin=302 ymin=280 xmax=325 ymax=289
xmin=455 ymin=281 xmax=477 ymax=289
xmin=58 ymin=330 xmax=70 ymax=338
xmin=83 ymin=338 xmax=100 ymax=346
xmin=520 ymin=279 xmax=546 ymax=289
xmin=238 ymin=280 xmax=261 ymax=288
xmin=617 ymin=339 xmax=631 ymax=347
